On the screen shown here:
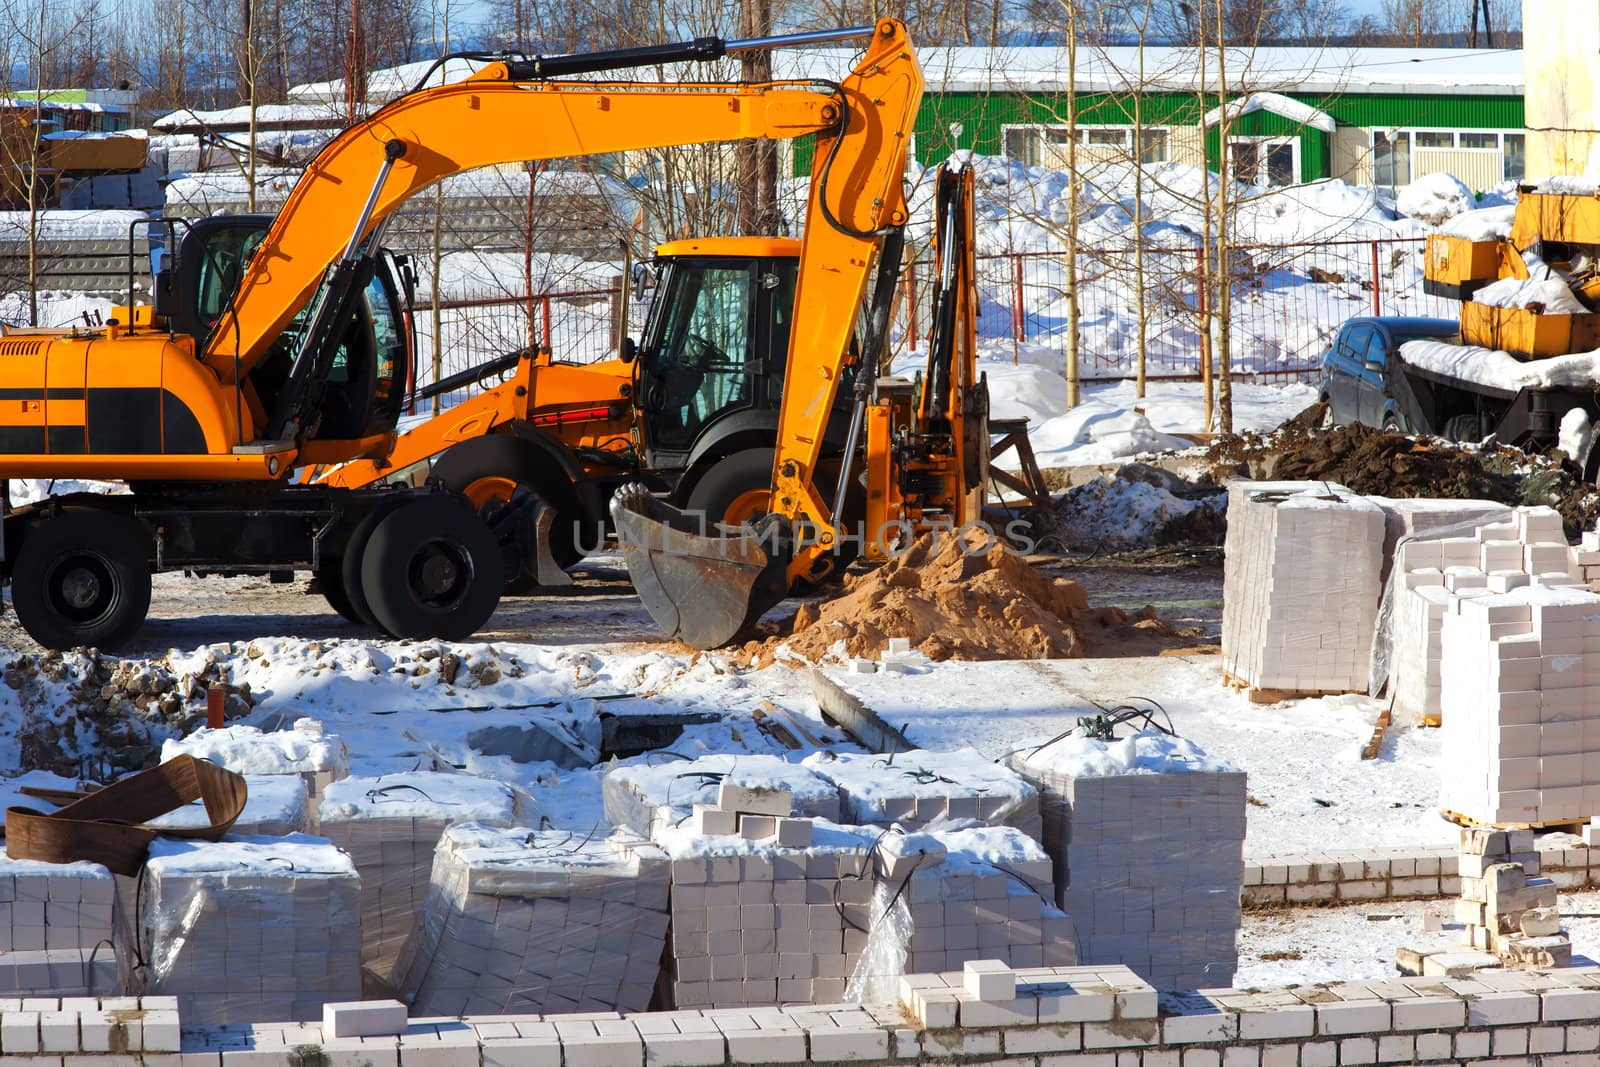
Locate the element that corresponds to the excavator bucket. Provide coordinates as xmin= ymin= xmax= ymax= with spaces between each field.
xmin=610 ymin=484 xmax=791 ymax=649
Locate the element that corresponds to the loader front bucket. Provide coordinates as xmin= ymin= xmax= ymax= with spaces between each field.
xmin=610 ymin=484 xmax=791 ymax=649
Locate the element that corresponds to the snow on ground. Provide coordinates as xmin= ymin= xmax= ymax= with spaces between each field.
xmin=1238 ymin=890 xmax=1600 ymax=987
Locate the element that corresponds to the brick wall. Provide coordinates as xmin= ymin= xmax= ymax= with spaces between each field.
xmin=23 ymin=965 xmax=1600 ymax=1067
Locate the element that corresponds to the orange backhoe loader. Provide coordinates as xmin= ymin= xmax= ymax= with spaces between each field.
xmin=0 ymin=21 xmax=928 ymax=650
xmin=613 ymin=162 xmax=989 ymax=647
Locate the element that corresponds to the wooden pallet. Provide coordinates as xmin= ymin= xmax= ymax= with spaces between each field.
xmin=1440 ymin=809 xmax=1586 ymax=834
xmin=1222 ymin=669 xmax=1354 ymax=706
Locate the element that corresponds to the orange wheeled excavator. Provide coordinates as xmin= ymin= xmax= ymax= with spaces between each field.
xmin=0 ymin=21 xmax=930 ymax=650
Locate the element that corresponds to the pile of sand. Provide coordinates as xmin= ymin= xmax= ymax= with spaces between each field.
xmin=741 ymin=531 xmax=1191 ymax=666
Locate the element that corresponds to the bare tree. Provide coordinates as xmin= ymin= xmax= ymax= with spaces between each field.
xmin=0 ymin=0 xmax=97 ymax=324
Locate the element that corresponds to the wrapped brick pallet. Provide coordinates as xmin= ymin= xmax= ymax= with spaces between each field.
xmin=396 ymin=823 xmax=670 ymax=1016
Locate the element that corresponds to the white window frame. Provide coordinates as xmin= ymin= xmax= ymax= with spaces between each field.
xmin=1372 ymin=127 xmax=1524 ymax=186
xmin=1000 ymin=122 xmax=1173 ymax=165
xmin=1228 ymin=134 xmax=1300 ymax=188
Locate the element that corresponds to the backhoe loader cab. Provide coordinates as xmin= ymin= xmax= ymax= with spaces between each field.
xmin=634 ymin=238 xmax=858 ymax=473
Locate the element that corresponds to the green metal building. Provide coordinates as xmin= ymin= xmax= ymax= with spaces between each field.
xmin=781 ymin=45 xmax=1526 ymax=191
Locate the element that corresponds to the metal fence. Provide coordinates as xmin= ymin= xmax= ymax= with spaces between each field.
xmin=408 ymin=234 xmax=1459 ymax=405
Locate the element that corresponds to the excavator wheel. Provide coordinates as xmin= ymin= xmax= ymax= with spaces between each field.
xmin=12 ymin=509 xmax=151 ymax=651
xmin=430 ymin=435 xmax=586 ymax=592
xmin=360 ymin=494 xmax=504 ymax=640
xmin=315 ymin=557 xmax=365 ymax=624
xmin=337 ymin=505 xmax=397 ymax=628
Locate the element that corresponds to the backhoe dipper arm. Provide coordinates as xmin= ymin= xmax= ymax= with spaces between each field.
xmin=764 ymin=21 xmax=923 ymax=581
xmin=199 ymin=22 xmax=919 ymax=415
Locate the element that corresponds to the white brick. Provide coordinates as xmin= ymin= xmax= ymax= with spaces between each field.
xmin=806 ymin=1028 xmax=887 ymax=1062
xmin=1390 ymin=997 xmax=1464 ymax=1030
xmin=642 ymin=1033 xmax=726 ymax=1067
xmin=725 ymin=1031 xmax=806 ymax=1064
xmin=963 ymin=960 xmax=1016 ymax=1001
xmin=482 ymin=1039 xmax=561 ymax=1067
xmin=1238 ymin=1006 xmax=1313 ymax=1041
xmin=716 ymin=784 xmax=792 ymax=817
xmin=1315 ymin=1000 xmax=1390 ymax=1036
xmin=1468 ymin=991 xmax=1541 ymax=1026
xmin=325 ymin=1003 xmax=408 ymax=1040
xmin=1545 ymin=987 xmax=1600 ymax=1021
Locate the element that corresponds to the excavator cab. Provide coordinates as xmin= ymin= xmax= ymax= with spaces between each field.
xmin=155 ymin=216 xmax=415 ymax=446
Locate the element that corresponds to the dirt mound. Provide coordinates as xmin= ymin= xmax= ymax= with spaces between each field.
xmin=1270 ymin=423 xmax=1516 ymax=499
xmin=740 ymin=531 xmax=1198 ymax=666
xmin=1203 ymin=420 xmax=1600 ymax=535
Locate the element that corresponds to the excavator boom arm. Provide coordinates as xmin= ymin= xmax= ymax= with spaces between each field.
xmin=202 ymin=22 xmax=918 ymax=391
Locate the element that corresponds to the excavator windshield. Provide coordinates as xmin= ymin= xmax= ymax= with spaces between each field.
xmin=640 ymin=258 xmax=767 ymax=452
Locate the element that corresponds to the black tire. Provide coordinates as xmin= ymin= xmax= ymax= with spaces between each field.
xmin=685 ymin=448 xmax=777 ymax=529
xmin=430 ymin=435 xmax=588 ymax=585
xmin=12 ymin=509 xmax=151 ymax=651
xmin=339 ymin=506 xmax=394 ymax=627
xmin=315 ymin=558 xmax=364 ymax=624
xmin=360 ymin=495 xmax=504 ymax=640
xmin=686 ymin=448 xmax=861 ymax=590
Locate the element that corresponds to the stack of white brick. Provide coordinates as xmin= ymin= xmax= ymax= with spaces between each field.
xmin=125 ymin=834 xmax=361 ymax=1024
xmin=1456 ymin=827 xmax=1570 ymax=968
xmin=395 ymin=823 xmax=669 ymax=1017
xmin=899 ymin=961 xmax=1156 ymax=1031
xmin=316 ymin=772 xmax=524 ymax=986
xmin=801 ymin=749 xmax=1042 ymax=840
xmin=1389 ymin=507 xmax=1579 ymax=722
xmin=0 ymin=852 xmax=116 ymax=996
xmin=602 ymin=755 xmax=840 ymax=837
xmin=160 ymin=718 xmax=349 ymax=821
xmin=1222 ymin=480 xmax=1384 ymax=692
xmin=875 ymin=827 xmax=1076 ymax=975
xmin=1438 ymin=584 xmax=1600 ymax=825
xmin=654 ymin=812 xmax=876 ymax=1009
xmin=1008 ymin=731 xmax=1247 ymax=991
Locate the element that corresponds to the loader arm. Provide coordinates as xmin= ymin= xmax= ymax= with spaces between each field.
xmin=203 ymin=21 xmax=920 ymax=453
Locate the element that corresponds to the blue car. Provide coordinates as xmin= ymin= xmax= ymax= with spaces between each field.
xmin=1316 ymin=316 xmax=1458 ymax=432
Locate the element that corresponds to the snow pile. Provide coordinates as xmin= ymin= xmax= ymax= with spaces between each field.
xmin=160 ymin=719 xmax=348 ymax=775
xmin=1027 ymin=402 xmax=1191 ymax=467
xmin=1472 ymin=275 xmax=1590 ymax=315
xmin=317 ymin=769 xmax=522 ymax=824
xmin=1397 ymin=172 xmax=1475 ymax=226
xmin=1050 ymin=466 xmax=1226 ymax=550
xmin=1441 ymin=204 xmax=1516 ymax=241
xmin=1402 ymin=338 xmax=1600 ymax=390
xmin=1010 ymin=729 xmax=1237 ymax=780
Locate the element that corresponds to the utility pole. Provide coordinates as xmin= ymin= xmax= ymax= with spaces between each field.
xmin=735 ymin=0 xmax=777 ymax=234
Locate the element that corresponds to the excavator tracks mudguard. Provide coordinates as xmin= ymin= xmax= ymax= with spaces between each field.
xmin=610 ymin=484 xmax=790 ymax=649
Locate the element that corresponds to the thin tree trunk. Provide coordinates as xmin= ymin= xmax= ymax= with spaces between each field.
xmin=1133 ymin=0 xmax=1150 ymax=400
xmin=1063 ymin=0 xmax=1080 ymax=410
xmin=1213 ymin=0 xmax=1233 ymax=434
